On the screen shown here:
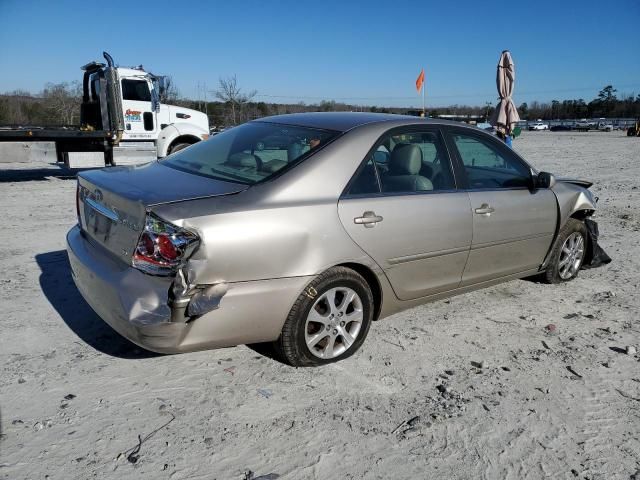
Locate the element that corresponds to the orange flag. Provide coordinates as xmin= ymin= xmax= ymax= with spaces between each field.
xmin=415 ymin=68 xmax=425 ymax=93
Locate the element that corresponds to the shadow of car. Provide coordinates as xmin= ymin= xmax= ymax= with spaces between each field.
xmin=36 ymin=250 xmax=159 ymax=359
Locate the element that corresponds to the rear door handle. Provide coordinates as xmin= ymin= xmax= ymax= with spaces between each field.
xmin=474 ymin=203 xmax=495 ymax=216
xmin=354 ymin=211 xmax=383 ymax=228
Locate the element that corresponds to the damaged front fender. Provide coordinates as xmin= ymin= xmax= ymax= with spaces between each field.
xmin=552 ymin=181 xmax=598 ymax=229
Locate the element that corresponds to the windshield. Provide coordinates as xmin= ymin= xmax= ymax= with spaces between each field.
xmin=163 ymin=122 xmax=340 ymax=185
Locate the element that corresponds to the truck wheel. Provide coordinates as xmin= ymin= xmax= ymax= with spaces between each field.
xmin=274 ymin=267 xmax=374 ymax=367
xmin=542 ymin=219 xmax=587 ymax=284
xmin=169 ymin=143 xmax=191 ymax=155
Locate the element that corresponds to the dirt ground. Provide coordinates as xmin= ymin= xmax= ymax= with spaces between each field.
xmin=0 ymin=131 xmax=639 ymax=480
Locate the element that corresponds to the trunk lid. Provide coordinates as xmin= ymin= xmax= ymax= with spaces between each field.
xmin=77 ymin=161 xmax=247 ymax=262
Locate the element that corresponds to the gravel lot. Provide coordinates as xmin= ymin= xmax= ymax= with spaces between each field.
xmin=1 ymin=131 xmax=639 ymax=480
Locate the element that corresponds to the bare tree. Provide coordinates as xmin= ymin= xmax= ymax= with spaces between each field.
xmin=158 ymin=76 xmax=180 ymax=104
xmin=214 ymin=75 xmax=256 ymax=125
xmin=42 ymin=81 xmax=82 ymax=125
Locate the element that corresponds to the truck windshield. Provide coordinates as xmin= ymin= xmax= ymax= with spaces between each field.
xmin=163 ymin=122 xmax=340 ymax=185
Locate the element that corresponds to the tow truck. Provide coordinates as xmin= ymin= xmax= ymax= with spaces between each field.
xmin=0 ymin=52 xmax=209 ymax=167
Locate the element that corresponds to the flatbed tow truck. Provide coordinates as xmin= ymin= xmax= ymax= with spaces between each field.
xmin=0 ymin=52 xmax=209 ymax=167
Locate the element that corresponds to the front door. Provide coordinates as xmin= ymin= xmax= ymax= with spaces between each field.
xmin=446 ymin=129 xmax=557 ymax=285
xmin=120 ymin=76 xmax=157 ymax=141
xmin=338 ymin=127 xmax=472 ymax=301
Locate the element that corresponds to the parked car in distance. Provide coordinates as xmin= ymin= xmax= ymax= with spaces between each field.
xmin=575 ymin=120 xmax=593 ymax=131
xmin=597 ymin=122 xmax=613 ymax=132
xmin=474 ymin=122 xmax=494 ymax=131
xmin=67 ymin=112 xmax=605 ymax=366
xmin=550 ymin=125 xmax=572 ymax=132
xmin=529 ymin=122 xmax=549 ymax=131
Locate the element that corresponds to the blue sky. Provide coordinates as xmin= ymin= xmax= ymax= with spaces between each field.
xmin=1 ymin=0 xmax=638 ymax=107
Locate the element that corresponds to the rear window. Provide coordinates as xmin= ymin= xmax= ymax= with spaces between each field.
xmin=163 ymin=122 xmax=339 ymax=185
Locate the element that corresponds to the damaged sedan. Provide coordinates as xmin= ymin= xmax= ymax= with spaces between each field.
xmin=67 ymin=113 xmax=609 ymax=366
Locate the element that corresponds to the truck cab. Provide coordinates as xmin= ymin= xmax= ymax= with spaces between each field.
xmin=81 ymin=52 xmax=209 ymax=159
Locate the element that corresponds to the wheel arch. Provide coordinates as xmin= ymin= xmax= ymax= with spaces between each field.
xmin=167 ymin=135 xmax=201 ymax=153
xmin=157 ymin=122 xmax=206 ymax=157
xmin=336 ymin=262 xmax=383 ymax=321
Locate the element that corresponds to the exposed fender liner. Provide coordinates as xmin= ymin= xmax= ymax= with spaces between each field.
xmin=582 ymin=218 xmax=612 ymax=269
xmin=157 ymin=122 xmax=208 ymax=157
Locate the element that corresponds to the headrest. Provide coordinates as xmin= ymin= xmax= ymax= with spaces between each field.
xmin=373 ymin=150 xmax=389 ymax=164
xmin=389 ymin=144 xmax=422 ymax=175
xmin=227 ymin=152 xmax=258 ymax=168
xmin=287 ymin=142 xmax=303 ymax=161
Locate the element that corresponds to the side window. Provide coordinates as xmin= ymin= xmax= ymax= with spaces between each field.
xmin=347 ymin=158 xmax=380 ymax=195
xmin=121 ymin=79 xmax=151 ymax=102
xmin=347 ymin=129 xmax=456 ymax=196
xmin=452 ymin=133 xmax=531 ymax=189
xmin=379 ymin=130 xmax=455 ymax=193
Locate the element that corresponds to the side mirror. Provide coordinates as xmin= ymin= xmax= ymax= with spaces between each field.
xmin=536 ymin=171 xmax=556 ymax=189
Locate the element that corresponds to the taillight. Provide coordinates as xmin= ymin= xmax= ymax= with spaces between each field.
xmin=132 ymin=213 xmax=199 ymax=276
xmin=157 ymin=234 xmax=178 ymax=260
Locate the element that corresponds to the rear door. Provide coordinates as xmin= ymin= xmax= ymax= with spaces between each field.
xmin=120 ymin=76 xmax=157 ymax=140
xmin=338 ymin=127 xmax=472 ymax=301
xmin=445 ymin=128 xmax=557 ymax=285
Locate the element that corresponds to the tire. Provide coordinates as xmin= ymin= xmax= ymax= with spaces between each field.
xmin=169 ymin=142 xmax=192 ymax=155
xmin=542 ymin=218 xmax=587 ymax=284
xmin=274 ymin=267 xmax=374 ymax=367
xmin=256 ymin=141 xmax=265 ymax=151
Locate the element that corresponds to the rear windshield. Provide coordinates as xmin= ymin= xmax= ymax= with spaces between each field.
xmin=163 ymin=122 xmax=340 ymax=185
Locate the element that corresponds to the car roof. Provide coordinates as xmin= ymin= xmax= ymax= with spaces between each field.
xmin=252 ymin=112 xmax=462 ymax=132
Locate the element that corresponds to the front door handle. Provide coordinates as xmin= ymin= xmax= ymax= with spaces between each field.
xmin=474 ymin=203 xmax=495 ymax=216
xmin=354 ymin=211 xmax=383 ymax=228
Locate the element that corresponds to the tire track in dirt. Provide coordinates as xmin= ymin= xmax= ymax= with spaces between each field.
xmin=562 ymin=363 xmax=632 ymax=478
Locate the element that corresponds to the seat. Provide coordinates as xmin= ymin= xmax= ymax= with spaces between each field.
xmin=225 ymin=152 xmax=261 ymax=171
xmin=382 ymin=144 xmax=433 ymax=192
xmin=261 ymin=159 xmax=288 ymax=173
xmin=287 ymin=142 xmax=303 ymax=161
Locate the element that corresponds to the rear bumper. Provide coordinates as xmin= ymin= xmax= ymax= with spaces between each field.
xmin=66 ymin=225 xmax=312 ymax=353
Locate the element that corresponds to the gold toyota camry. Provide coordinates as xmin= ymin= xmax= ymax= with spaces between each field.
xmin=67 ymin=113 xmax=609 ymax=366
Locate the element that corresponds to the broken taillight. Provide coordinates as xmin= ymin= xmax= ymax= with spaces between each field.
xmin=132 ymin=213 xmax=199 ymax=276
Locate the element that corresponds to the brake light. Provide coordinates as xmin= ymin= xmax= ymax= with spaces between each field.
xmin=132 ymin=214 xmax=199 ymax=276
xmin=157 ymin=234 xmax=178 ymax=260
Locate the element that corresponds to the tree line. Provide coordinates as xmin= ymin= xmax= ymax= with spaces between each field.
xmin=1 ymin=79 xmax=638 ymax=128
xmin=518 ymin=86 xmax=640 ymax=120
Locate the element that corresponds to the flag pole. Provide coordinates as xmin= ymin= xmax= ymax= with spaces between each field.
xmin=422 ymin=68 xmax=425 ymax=117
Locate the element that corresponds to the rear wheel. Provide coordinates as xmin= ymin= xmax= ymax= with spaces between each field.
xmin=542 ymin=218 xmax=587 ymax=284
xmin=274 ymin=267 xmax=374 ymax=367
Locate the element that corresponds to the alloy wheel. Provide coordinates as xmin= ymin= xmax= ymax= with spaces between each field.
xmin=304 ymin=287 xmax=363 ymax=359
xmin=558 ymin=232 xmax=585 ymax=280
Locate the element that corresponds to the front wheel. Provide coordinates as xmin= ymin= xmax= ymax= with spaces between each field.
xmin=274 ymin=267 xmax=374 ymax=367
xmin=168 ymin=142 xmax=192 ymax=155
xmin=542 ymin=219 xmax=587 ymax=284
